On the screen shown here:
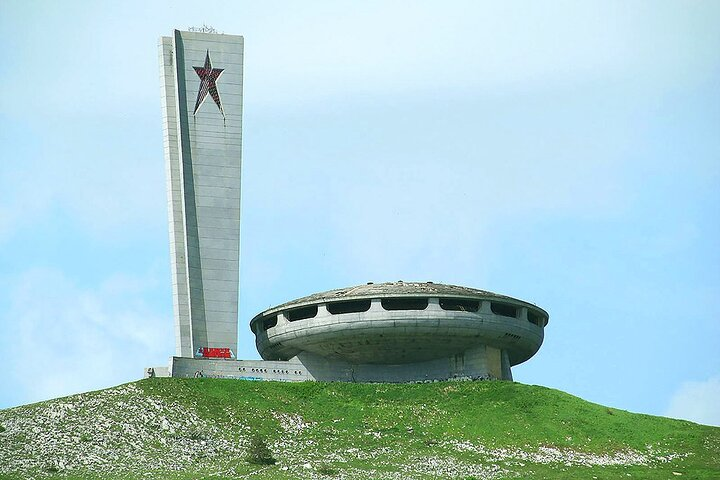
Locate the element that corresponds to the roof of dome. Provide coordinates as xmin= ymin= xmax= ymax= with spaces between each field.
xmin=254 ymin=281 xmax=547 ymax=318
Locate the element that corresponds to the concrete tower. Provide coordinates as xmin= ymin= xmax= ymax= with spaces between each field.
xmin=159 ymin=29 xmax=244 ymax=358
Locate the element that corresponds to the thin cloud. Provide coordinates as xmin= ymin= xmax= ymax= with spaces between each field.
xmin=1 ymin=268 xmax=172 ymax=407
xmin=665 ymin=376 xmax=720 ymax=427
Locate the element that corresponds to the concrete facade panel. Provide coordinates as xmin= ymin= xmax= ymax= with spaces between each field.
xmin=193 ymin=165 xmax=241 ymax=178
xmin=194 ymin=195 xmax=242 ymax=210
xmin=193 ymin=184 xmax=241 ymax=199
xmin=187 ymin=245 xmax=238 ymax=261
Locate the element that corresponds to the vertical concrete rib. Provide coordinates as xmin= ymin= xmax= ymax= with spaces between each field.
xmin=159 ymin=36 xmax=192 ymax=357
xmin=173 ymin=31 xmax=209 ymax=353
xmin=501 ymin=350 xmax=513 ymax=381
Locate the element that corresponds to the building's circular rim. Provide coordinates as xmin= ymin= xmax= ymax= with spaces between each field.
xmin=250 ymin=280 xmax=549 ymax=328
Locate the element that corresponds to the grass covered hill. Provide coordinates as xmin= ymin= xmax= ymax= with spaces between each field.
xmin=0 ymin=378 xmax=718 ymax=479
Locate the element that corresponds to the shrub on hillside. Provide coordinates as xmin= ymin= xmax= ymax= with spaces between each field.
xmin=245 ymin=433 xmax=276 ymax=465
xmin=187 ymin=428 xmax=208 ymax=441
xmin=317 ymin=464 xmax=338 ymax=476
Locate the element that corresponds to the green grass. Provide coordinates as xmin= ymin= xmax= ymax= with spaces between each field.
xmin=1 ymin=378 xmax=718 ymax=479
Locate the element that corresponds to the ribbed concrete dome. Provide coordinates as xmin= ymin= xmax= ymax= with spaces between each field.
xmin=250 ymin=281 xmax=548 ymax=369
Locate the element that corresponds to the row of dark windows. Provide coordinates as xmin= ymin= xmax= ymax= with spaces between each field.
xmin=491 ymin=302 xmax=517 ymax=318
xmin=439 ymin=298 xmax=480 ymax=312
xmin=382 ymin=297 xmax=429 ymax=311
xmin=256 ymin=298 xmax=547 ymax=332
xmin=286 ymin=305 xmax=318 ymax=322
xmin=527 ymin=310 xmax=544 ymax=327
xmin=262 ymin=315 xmax=278 ymax=331
xmin=328 ymin=299 xmax=371 ymax=314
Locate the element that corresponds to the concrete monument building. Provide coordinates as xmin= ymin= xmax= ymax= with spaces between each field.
xmin=159 ymin=29 xmax=244 ymax=359
xmin=248 ymin=281 xmax=547 ymax=382
xmin=148 ymin=29 xmax=549 ymax=382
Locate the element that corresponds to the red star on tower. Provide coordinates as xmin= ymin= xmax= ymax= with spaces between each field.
xmin=192 ymin=50 xmax=225 ymax=116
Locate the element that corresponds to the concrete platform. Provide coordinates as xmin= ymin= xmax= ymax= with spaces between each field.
xmin=145 ymin=343 xmax=511 ymax=382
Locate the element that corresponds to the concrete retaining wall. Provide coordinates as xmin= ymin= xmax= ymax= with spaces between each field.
xmin=145 ymin=345 xmax=512 ymax=382
xmin=169 ymin=357 xmax=310 ymax=381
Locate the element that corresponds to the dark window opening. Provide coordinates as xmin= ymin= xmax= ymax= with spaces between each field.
xmin=491 ymin=302 xmax=517 ymax=318
xmin=262 ymin=315 xmax=277 ymax=331
xmin=527 ymin=310 xmax=545 ymax=327
xmin=286 ymin=305 xmax=318 ymax=322
xmin=439 ymin=298 xmax=480 ymax=312
xmin=327 ymin=299 xmax=372 ymax=314
xmin=381 ymin=297 xmax=429 ymax=311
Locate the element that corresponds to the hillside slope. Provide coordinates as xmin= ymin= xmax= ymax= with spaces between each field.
xmin=0 ymin=379 xmax=717 ymax=479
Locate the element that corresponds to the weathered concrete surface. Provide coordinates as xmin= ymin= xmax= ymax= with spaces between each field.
xmin=160 ymin=30 xmax=244 ymax=357
xmin=156 ymin=348 xmax=511 ymax=383
xmin=167 ymin=357 xmax=310 ymax=381
xmin=252 ymin=282 xmax=546 ymax=367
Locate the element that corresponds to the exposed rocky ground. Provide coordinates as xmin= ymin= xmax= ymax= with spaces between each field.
xmin=0 ymin=379 xmax=717 ymax=479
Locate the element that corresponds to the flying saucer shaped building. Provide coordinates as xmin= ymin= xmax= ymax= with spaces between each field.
xmin=249 ymin=281 xmax=548 ymax=382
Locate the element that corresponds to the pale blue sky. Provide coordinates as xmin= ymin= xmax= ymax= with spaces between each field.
xmin=1 ymin=1 xmax=718 ymax=425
